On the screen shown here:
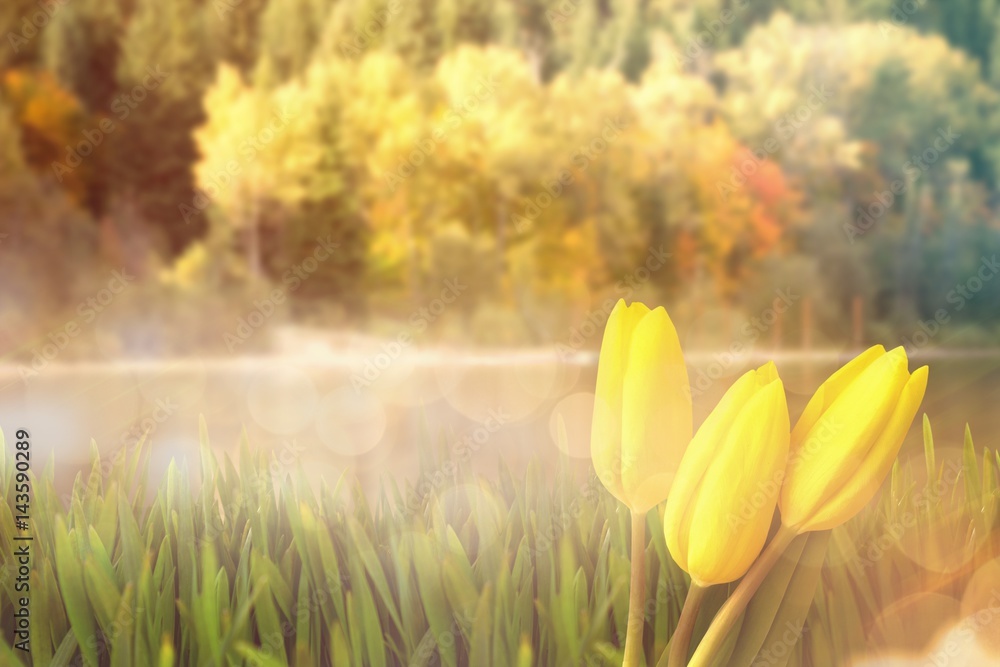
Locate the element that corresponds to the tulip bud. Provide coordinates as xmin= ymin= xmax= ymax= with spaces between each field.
xmin=780 ymin=345 xmax=929 ymax=533
xmin=664 ymin=362 xmax=789 ymax=585
xmin=591 ymin=300 xmax=693 ymax=513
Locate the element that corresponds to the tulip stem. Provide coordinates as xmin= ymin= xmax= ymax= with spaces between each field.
xmin=686 ymin=524 xmax=799 ymax=667
xmin=666 ymin=582 xmax=707 ymax=667
xmin=622 ymin=510 xmax=647 ymax=667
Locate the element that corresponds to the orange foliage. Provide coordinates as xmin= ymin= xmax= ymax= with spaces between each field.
xmin=686 ymin=125 xmax=800 ymax=295
xmin=739 ymin=148 xmax=797 ymax=253
xmin=2 ymin=68 xmax=88 ymax=201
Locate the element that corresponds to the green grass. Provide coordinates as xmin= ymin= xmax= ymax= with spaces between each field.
xmin=0 ymin=415 xmax=997 ymax=666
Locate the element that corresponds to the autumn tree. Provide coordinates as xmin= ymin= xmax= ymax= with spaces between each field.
xmin=108 ymin=0 xmax=215 ymax=256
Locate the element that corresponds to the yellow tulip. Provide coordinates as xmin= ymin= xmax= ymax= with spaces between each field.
xmin=780 ymin=345 xmax=929 ymax=533
xmin=591 ymin=299 xmax=692 ymax=513
xmin=683 ymin=347 xmax=928 ymax=667
xmin=663 ymin=362 xmax=789 ymax=585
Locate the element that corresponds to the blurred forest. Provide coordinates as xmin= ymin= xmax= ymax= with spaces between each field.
xmin=2 ymin=0 xmax=1000 ymax=356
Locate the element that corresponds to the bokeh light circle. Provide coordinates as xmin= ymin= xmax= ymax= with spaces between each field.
xmin=246 ymin=364 xmax=318 ymax=435
xmin=548 ymin=392 xmax=602 ymax=459
xmin=315 ymin=386 xmax=387 ymax=457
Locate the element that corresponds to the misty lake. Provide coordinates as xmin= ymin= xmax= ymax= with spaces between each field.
xmin=2 ymin=343 xmax=997 ymax=496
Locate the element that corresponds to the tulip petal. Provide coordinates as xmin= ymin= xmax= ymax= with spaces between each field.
xmin=790 ymin=345 xmax=885 ymax=444
xmin=798 ymin=365 xmax=928 ymax=532
xmin=781 ymin=347 xmax=910 ymax=528
xmin=665 ymin=364 xmax=789 ymax=585
xmin=665 ymin=367 xmax=759 ymax=573
xmin=591 ymin=300 xmax=650 ymax=506
xmin=756 ymin=360 xmax=779 ymax=384
xmin=620 ymin=306 xmax=692 ymax=512
xmin=686 ymin=375 xmax=789 ymax=584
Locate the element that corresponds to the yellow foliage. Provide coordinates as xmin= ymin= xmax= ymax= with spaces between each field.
xmin=159 ymin=242 xmax=211 ymax=289
xmin=193 ymin=44 xmax=802 ymax=307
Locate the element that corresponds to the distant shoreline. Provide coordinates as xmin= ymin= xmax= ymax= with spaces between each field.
xmin=1 ymin=345 xmax=999 ymax=378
